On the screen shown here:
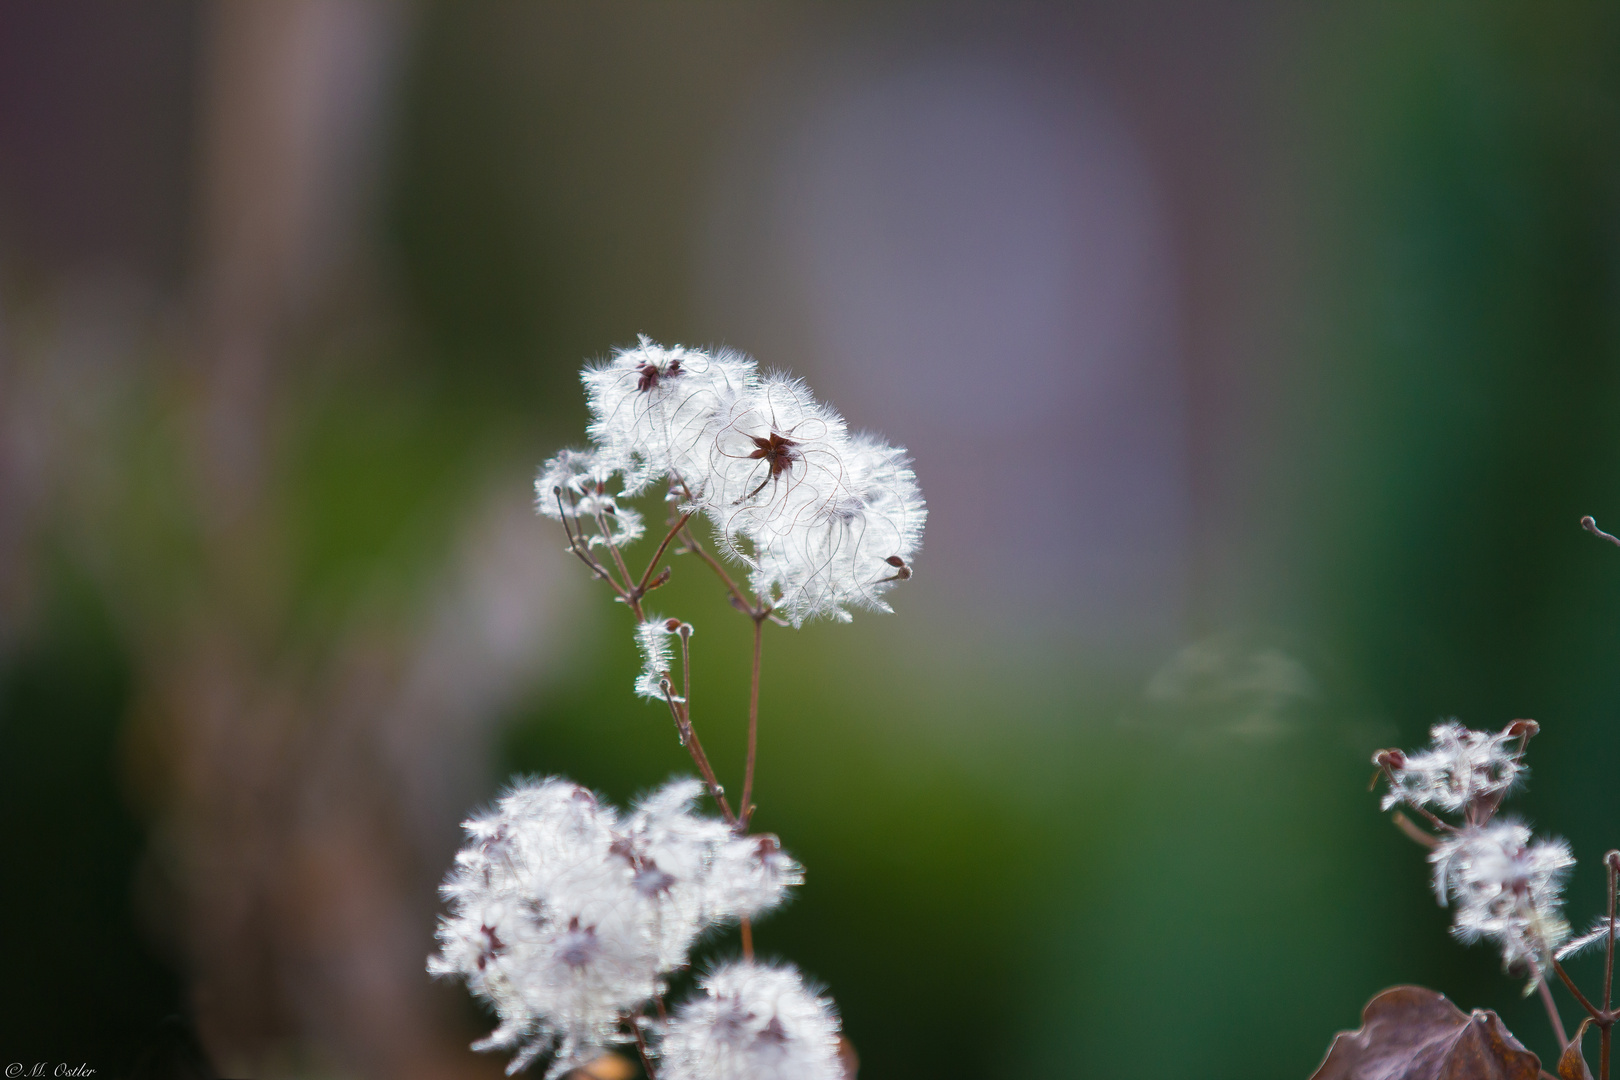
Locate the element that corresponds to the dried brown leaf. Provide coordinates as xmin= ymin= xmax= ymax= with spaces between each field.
xmin=1557 ymin=1018 xmax=1593 ymax=1080
xmin=1310 ymin=985 xmax=1542 ymax=1080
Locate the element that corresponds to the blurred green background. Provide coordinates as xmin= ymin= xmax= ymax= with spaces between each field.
xmin=2 ymin=2 xmax=1619 ymax=1078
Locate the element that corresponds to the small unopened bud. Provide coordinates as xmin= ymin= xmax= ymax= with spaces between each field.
xmin=664 ymin=618 xmax=682 ymax=632
xmin=885 ymin=555 xmax=906 ymax=567
xmin=1373 ymin=748 xmax=1406 ymax=770
xmin=1505 ymin=718 xmax=1539 ymax=739
xmin=1606 ymin=850 xmax=1620 ymax=873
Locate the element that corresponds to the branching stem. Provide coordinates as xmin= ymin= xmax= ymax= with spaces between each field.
xmin=680 ymin=524 xmax=758 ymax=614
xmin=637 ymin=510 xmax=694 ymax=596
xmin=1553 ymin=958 xmax=1606 ymax=1023
xmin=661 ymin=686 xmax=735 ymax=825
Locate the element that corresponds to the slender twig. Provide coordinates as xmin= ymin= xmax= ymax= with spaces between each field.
xmin=660 ymin=685 xmax=735 ymax=825
xmin=1605 ymin=851 xmax=1618 ymax=1012
xmin=1539 ymin=975 xmax=1571 ymax=1051
xmin=677 ymin=625 xmax=692 ymax=717
xmin=1584 ymin=515 xmax=1620 ymax=548
xmin=593 ymin=508 xmax=638 ymax=606
xmin=679 ymin=524 xmax=757 ymax=614
xmin=638 ymin=511 xmax=694 ymax=594
xmin=1391 ymin=812 xmax=1440 ymax=849
xmin=1384 ymin=789 xmax=1454 ymax=838
xmin=741 ymin=615 xmax=764 ymax=828
xmin=1554 ymin=958 xmax=1605 ymax=1021
xmin=586 ymin=496 xmax=748 ymax=831
xmin=557 ymin=492 xmax=621 ymax=590
xmin=1604 ymin=852 xmax=1619 ymax=1080
xmin=631 ymin=1019 xmax=658 ymax=1080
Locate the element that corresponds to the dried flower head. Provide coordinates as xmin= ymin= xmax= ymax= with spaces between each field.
xmin=634 ymin=617 xmax=682 ymax=701
xmin=583 ymin=336 xmax=757 ymax=497
xmin=704 ymin=374 xmax=853 ymax=547
xmin=1429 ymin=820 xmax=1573 ymax=979
xmin=748 ymin=432 xmax=926 ymax=625
xmin=658 ymin=961 xmax=844 ymax=1080
xmin=534 ymin=446 xmax=644 ymax=548
xmin=1377 ymin=721 xmax=1526 ymax=815
xmin=429 ymin=778 xmax=800 ymax=1076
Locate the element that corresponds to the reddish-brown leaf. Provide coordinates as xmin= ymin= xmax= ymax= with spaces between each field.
xmin=1310 ymin=986 xmax=1542 ymax=1080
xmin=1557 ymin=1018 xmax=1593 ymax=1080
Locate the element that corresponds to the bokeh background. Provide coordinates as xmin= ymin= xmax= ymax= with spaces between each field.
xmin=3 ymin=2 xmax=1620 ymax=1077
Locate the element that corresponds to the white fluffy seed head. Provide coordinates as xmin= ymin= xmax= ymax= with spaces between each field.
xmin=429 ymin=778 xmax=800 ymax=1077
xmin=1380 ymin=721 xmax=1525 ymax=815
xmin=548 ymin=339 xmax=928 ymax=624
xmin=1429 ymin=819 xmax=1573 ymax=979
xmin=748 ymin=432 xmax=926 ymax=625
xmin=534 ymin=446 xmax=644 ymax=547
xmin=704 ymin=374 xmax=852 ymax=550
xmin=658 ymin=961 xmax=844 ymax=1080
xmin=584 ymin=336 xmax=758 ymax=498
xmin=635 ymin=618 xmax=680 ymax=701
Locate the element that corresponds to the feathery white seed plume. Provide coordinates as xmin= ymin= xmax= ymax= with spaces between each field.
xmin=635 ymin=617 xmax=683 ymax=701
xmin=748 ymin=431 xmax=925 ymax=625
xmin=1380 ymin=721 xmax=1525 ymax=814
xmin=704 ymin=373 xmax=852 ymax=552
xmin=545 ymin=339 xmax=926 ymax=624
xmin=584 ymin=336 xmax=758 ymax=498
xmin=429 ymin=778 xmax=801 ymax=1077
xmin=1556 ymin=916 xmax=1618 ymax=962
xmin=1429 ymin=819 xmax=1572 ymax=980
xmin=534 ymin=446 xmax=644 ymax=547
xmin=658 ymin=961 xmax=844 ymax=1080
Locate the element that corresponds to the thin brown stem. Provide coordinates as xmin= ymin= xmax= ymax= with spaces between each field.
xmin=594 ymin=509 xmax=638 ymax=606
xmin=740 ymin=917 xmax=754 ymax=960
xmin=741 ymin=616 xmax=763 ymax=828
xmin=1602 ymin=1021 xmax=1611 ymax=1080
xmin=638 ymin=511 xmax=694 ymax=594
xmin=1584 ymin=515 xmax=1620 ymax=548
xmin=660 ymin=687 xmax=735 ymax=825
xmin=1554 ymin=958 xmax=1605 ymax=1022
xmin=1375 ymin=766 xmax=1456 ymax=837
xmin=679 ymin=525 xmax=757 ymax=614
xmin=1399 ymin=797 xmax=1454 ymax=838
xmin=557 ymin=493 xmax=622 ymax=591
xmin=1540 ymin=974 xmax=1570 ymax=1051
xmin=677 ymin=627 xmax=692 ymax=715
xmin=631 ymin=1019 xmax=657 ymax=1080
xmin=1606 ymin=852 xmax=1618 ymax=1013
xmin=1391 ymin=812 xmax=1440 ymax=849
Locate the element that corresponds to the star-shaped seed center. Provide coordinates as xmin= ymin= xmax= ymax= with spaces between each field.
xmin=636 ymin=358 xmax=682 ymax=393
